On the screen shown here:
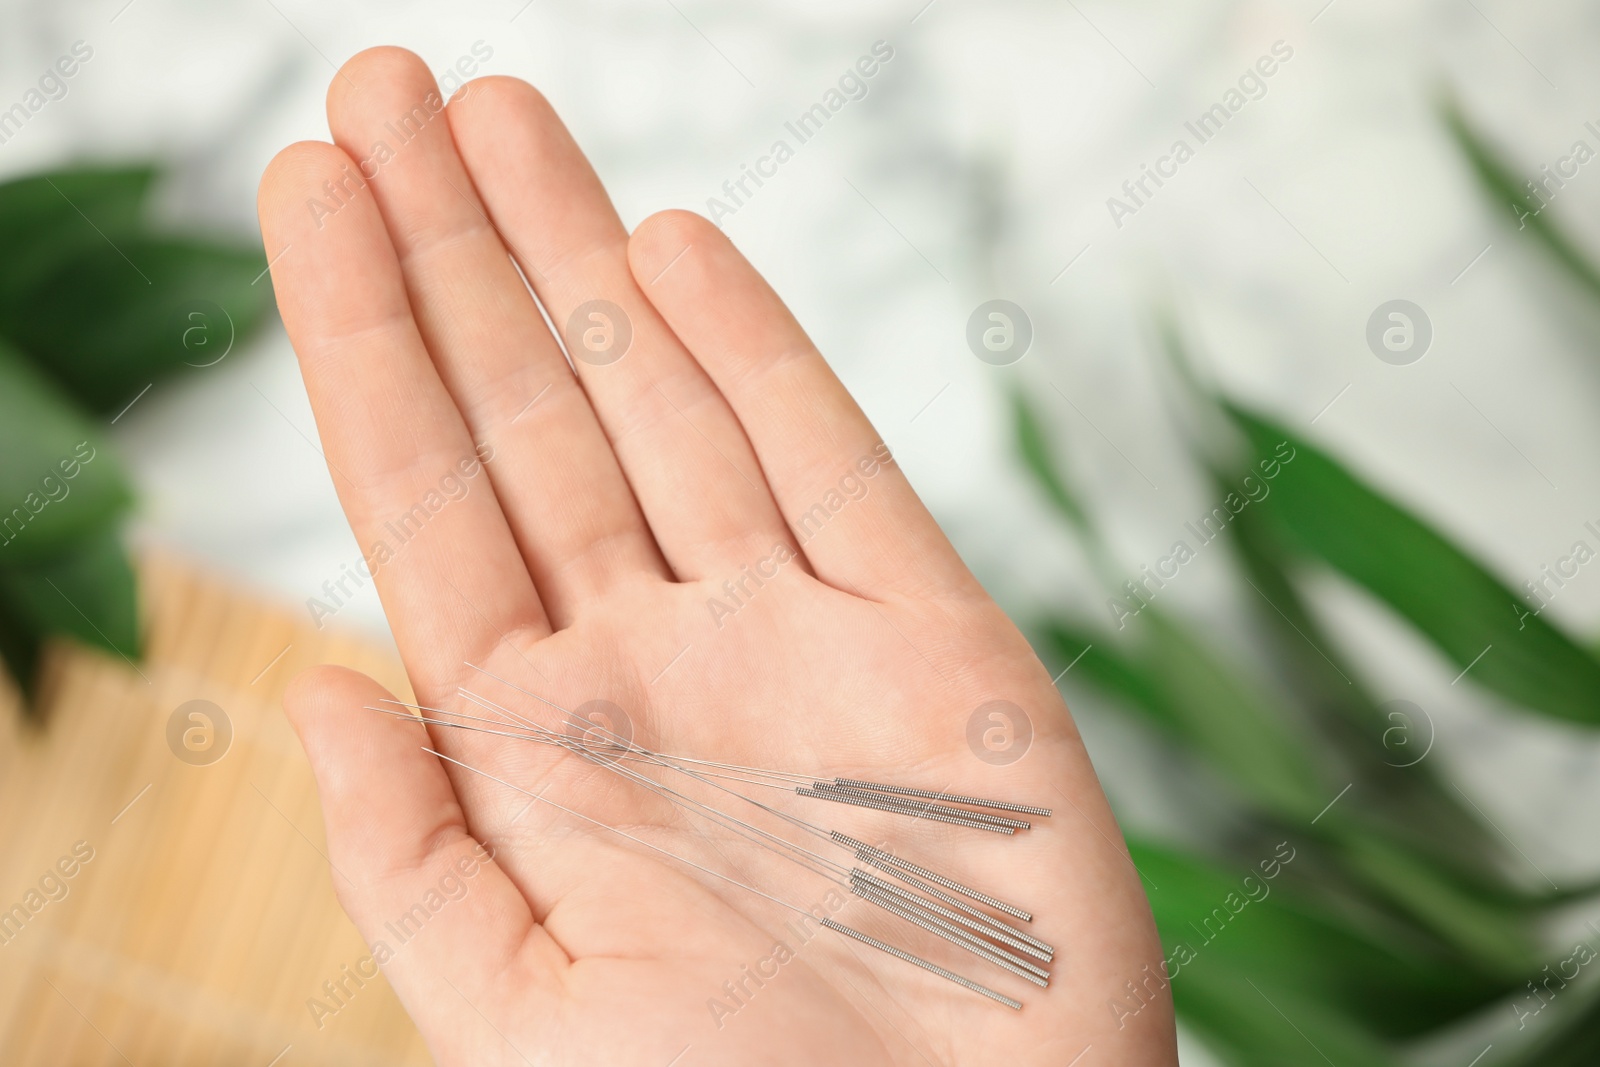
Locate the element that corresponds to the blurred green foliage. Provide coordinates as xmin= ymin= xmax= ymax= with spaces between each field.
xmin=1012 ymin=104 xmax=1600 ymax=1064
xmin=0 ymin=165 xmax=271 ymax=703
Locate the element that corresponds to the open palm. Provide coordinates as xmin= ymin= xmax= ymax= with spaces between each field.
xmin=259 ymin=47 xmax=1174 ymax=1067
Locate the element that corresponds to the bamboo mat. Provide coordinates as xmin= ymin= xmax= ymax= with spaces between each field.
xmin=0 ymin=554 xmax=434 ymax=1066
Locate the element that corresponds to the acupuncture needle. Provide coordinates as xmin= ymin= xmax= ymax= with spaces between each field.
xmin=380 ymin=689 xmax=1050 ymax=933
xmin=428 ymin=747 xmax=1024 ymax=1010
xmin=374 ymin=699 xmax=1055 ymax=957
xmin=486 ymin=718 xmax=1056 ymax=983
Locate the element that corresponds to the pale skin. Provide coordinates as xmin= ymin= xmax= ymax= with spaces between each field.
xmin=260 ymin=46 xmax=1176 ymax=1067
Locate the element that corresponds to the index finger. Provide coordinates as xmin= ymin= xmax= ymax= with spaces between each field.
xmin=258 ymin=140 xmax=548 ymax=697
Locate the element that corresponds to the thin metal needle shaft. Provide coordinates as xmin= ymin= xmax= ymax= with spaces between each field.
xmin=821 ymin=919 xmax=1023 ymax=1011
xmin=850 ymin=883 xmax=1050 ymax=987
xmin=853 ymin=871 xmax=1052 ymax=964
xmin=850 ymin=875 xmax=1052 ymax=976
xmin=812 ymin=783 xmax=1032 ymax=830
xmin=833 ymin=778 xmax=1053 ymax=818
xmin=833 ymin=833 xmax=1034 ymax=923
xmin=799 ymin=788 xmax=1016 ymax=834
xmin=863 ymin=858 xmax=1054 ymax=956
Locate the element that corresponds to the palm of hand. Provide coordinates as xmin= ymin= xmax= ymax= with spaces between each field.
xmin=261 ymin=47 xmax=1174 ymax=1067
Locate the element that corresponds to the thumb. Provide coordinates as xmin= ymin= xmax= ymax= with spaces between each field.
xmin=284 ymin=665 xmax=565 ymax=1046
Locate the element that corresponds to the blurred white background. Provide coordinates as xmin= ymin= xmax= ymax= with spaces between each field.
xmin=5 ymin=1 xmax=1600 ymax=1060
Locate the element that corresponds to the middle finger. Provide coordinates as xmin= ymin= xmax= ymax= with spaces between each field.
xmin=327 ymin=47 xmax=669 ymax=627
xmin=447 ymin=74 xmax=803 ymax=583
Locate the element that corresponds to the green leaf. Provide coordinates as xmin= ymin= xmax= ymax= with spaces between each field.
xmin=0 ymin=341 xmax=133 ymax=564
xmin=0 ymin=235 xmax=271 ymax=413
xmin=0 ymin=165 xmax=159 ymax=296
xmin=1228 ymin=403 xmax=1600 ymax=727
xmin=1011 ymin=386 xmax=1090 ymax=533
xmin=1131 ymin=838 xmax=1510 ymax=1041
xmin=1321 ymin=830 xmax=1537 ymax=976
xmin=1222 ymin=475 xmax=1557 ymax=895
xmin=0 ymin=164 xmax=158 ymax=241
xmin=1227 ymin=503 xmax=1496 ymax=851
xmin=1231 ymin=499 xmax=1600 ymax=905
xmin=1177 ymin=962 xmax=1404 ymax=1067
xmin=1160 ymin=316 xmax=1594 ymax=907
xmin=1491 ymin=980 xmax=1600 ymax=1066
xmin=1043 ymin=613 xmax=1333 ymax=822
xmin=0 ymin=526 xmax=139 ymax=691
xmin=1440 ymin=96 xmax=1600 ymax=302
xmin=1045 ymin=612 xmax=1542 ymax=974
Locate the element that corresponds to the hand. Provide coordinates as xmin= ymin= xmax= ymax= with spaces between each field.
xmin=258 ymin=46 xmax=1175 ymax=1067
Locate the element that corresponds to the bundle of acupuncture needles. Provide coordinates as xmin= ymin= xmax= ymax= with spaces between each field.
xmin=367 ymin=664 xmax=1055 ymax=1011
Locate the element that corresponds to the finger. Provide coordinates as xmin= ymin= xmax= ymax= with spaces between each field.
xmin=283 ymin=666 xmax=566 ymax=1036
xmin=258 ymin=140 xmax=547 ymax=694
xmin=447 ymin=76 xmax=800 ymax=581
xmin=325 ymin=48 xmax=666 ymax=626
xmin=629 ymin=211 xmax=980 ymax=600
